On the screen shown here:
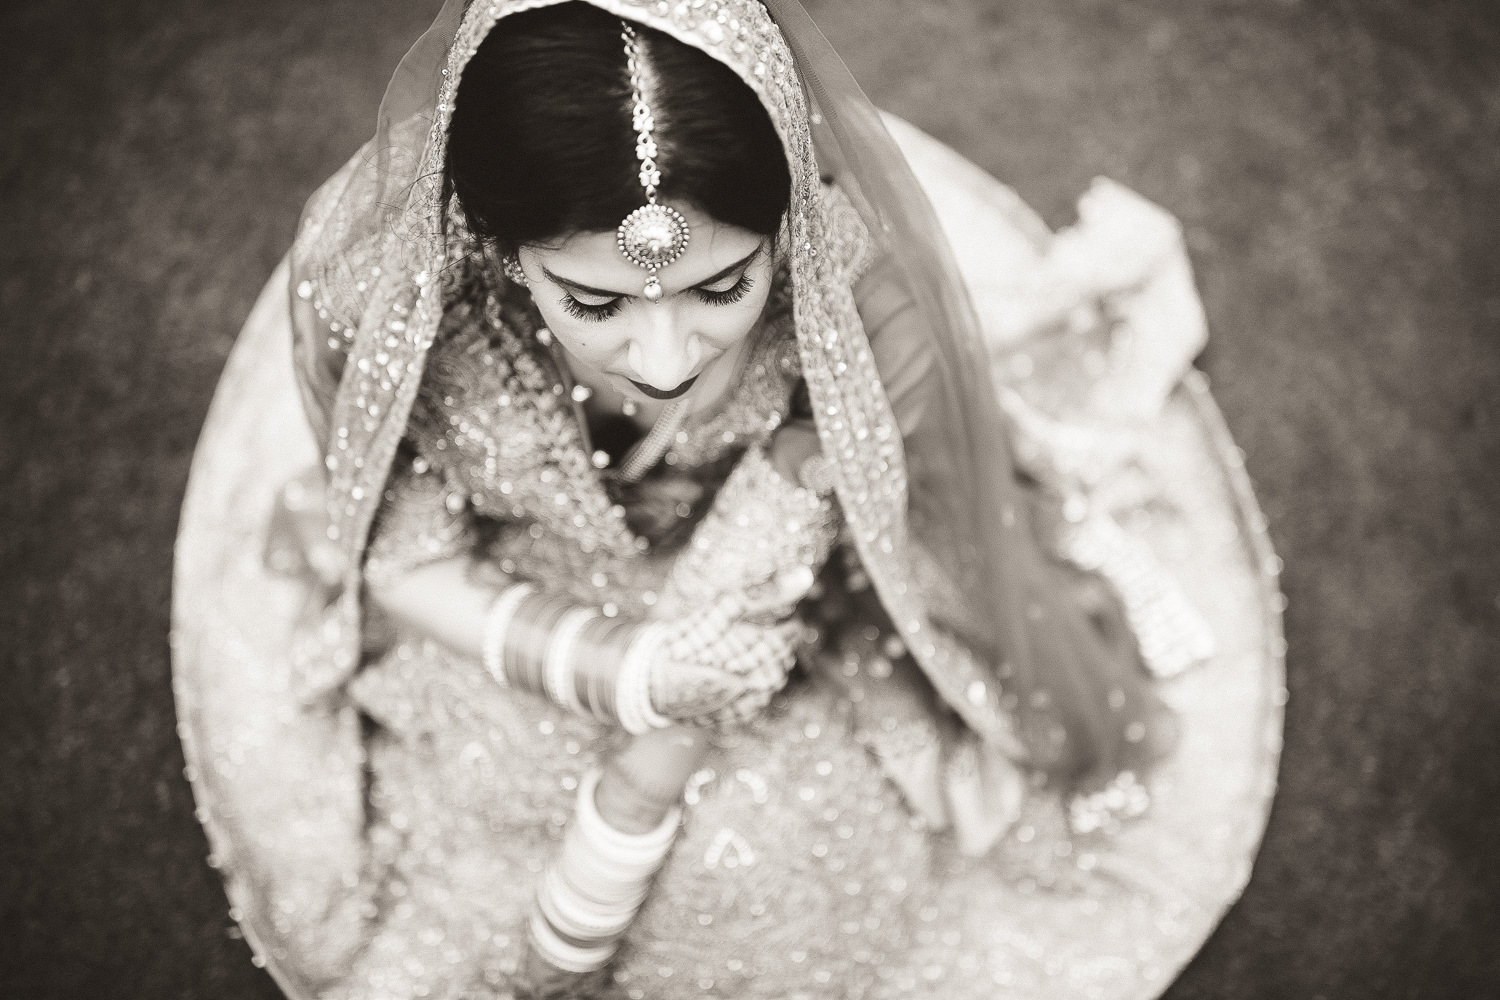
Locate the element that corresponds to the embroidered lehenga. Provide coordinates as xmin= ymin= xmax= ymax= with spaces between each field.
xmin=171 ymin=2 xmax=1285 ymax=998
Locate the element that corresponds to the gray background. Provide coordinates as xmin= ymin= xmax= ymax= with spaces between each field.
xmin=2 ymin=0 xmax=1497 ymax=996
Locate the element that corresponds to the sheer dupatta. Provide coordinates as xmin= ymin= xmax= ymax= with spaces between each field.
xmin=289 ymin=0 xmax=1166 ymax=794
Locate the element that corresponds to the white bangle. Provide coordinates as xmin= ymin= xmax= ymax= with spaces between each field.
xmin=615 ymin=624 xmax=670 ymax=734
xmin=538 ymin=866 xmax=638 ymax=940
xmin=544 ymin=608 xmax=596 ymax=713
xmin=481 ymin=583 xmax=533 ymax=688
xmin=527 ymin=771 xmax=682 ymax=976
xmin=572 ymin=770 xmax=681 ymax=860
xmin=554 ymin=853 xmax=653 ymax=910
xmin=558 ymin=819 xmax=672 ymax=885
xmin=527 ymin=910 xmax=617 ymax=973
xmin=550 ymin=842 xmax=653 ymax=908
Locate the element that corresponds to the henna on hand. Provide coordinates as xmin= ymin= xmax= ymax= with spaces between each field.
xmin=648 ymin=660 xmax=747 ymax=721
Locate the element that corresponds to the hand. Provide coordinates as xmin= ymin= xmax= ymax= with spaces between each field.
xmin=648 ymin=568 xmax=815 ymax=725
xmin=514 ymin=948 xmax=610 ymax=1000
xmin=649 ymin=618 xmax=802 ymax=723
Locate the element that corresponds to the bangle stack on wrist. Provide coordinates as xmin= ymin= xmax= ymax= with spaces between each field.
xmin=480 ymin=583 xmax=533 ymax=688
xmin=507 ymin=590 xmax=572 ymax=694
xmin=544 ymin=608 xmax=597 ymax=714
xmin=480 ymin=584 xmax=672 ymax=734
xmin=575 ymin=614 xmax=633 ymax=723
xmin=614 ymin=624 xmax=670 ymax=736
xmin=529 ymin=770 xmax=681 ymax=973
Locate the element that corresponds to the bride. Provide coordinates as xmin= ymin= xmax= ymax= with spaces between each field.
xmin=172 ymin=1 xmax=1285 ymax=998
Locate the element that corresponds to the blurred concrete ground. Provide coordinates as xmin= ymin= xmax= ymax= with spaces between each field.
xmin=1 ymin=0 xmax=1496 ymax=996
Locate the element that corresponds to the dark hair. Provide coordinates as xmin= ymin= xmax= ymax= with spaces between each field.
xmin=446 ymin=2 xmax=790 ymax=253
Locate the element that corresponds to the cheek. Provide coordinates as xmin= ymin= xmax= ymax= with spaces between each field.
xmin=699 ymin=283 xmax=776 ymax=349
xmin=533 ymin=302 xmax=621 ymax=363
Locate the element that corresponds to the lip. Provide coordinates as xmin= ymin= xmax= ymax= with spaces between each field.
xmin=628 ymin=374 xmax=699 ymax=400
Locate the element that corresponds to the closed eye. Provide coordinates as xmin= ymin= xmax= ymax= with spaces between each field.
xmin=689 ymin=273 xmax=754 ymax=307
xmin=558 ymin=292 xmax=623 ymax=322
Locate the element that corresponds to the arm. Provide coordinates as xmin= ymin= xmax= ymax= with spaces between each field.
xmin=367 ymin=555 xmax=494 ymax=660
xmin=369 ymin=544 xmax=803 ymax=734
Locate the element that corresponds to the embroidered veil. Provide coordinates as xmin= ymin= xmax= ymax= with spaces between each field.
xmin=289 ymin=0 xmax=1163 ymax=790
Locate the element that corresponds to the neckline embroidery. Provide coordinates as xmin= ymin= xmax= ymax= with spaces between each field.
xmin=411 ymin=265 xmax=801 ymax=563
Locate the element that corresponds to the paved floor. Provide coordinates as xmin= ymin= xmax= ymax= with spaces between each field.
xmin=2 ymin=0 xmax=1497 ymax=996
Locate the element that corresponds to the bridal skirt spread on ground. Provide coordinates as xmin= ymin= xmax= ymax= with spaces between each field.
xmin=172 ymin=120 xmax=1285 ymax=1000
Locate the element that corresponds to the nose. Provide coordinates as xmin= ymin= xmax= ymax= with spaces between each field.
xmin=625 ymin=302 xmax=704 ymax=390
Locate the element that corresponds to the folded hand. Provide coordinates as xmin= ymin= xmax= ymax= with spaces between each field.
xmin=648 ymin=567 xmax=816 ymax=725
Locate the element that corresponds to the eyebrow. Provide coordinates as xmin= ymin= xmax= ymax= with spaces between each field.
xmin=542 ymin=244 xmax=763 ymax=299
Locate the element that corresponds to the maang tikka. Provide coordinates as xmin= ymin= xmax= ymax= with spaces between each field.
xmin=616 ymin=22 xmax=689 ymax=302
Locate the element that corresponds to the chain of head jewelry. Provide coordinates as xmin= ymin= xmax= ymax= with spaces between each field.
xmin=623 ymin=24 xmax=660 ymax=204
xmin=616 ymin=22 xmax=691 ymax=301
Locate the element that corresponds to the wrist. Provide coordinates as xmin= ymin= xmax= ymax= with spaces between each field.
xmin=528 ymin=770 xmax=680 ymax=973
xmin=594 ymin=755 xmax=681 ymax=834
xmin=543 ymin=607 xmax=596 ymax=714
xmin=480 ymin=582 xmax=533 ymax=687
xmin=483 ymin=587 xmax=671 ymax=733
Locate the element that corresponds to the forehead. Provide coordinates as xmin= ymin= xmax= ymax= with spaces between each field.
xmin=528 ymin=202 xmax=766 ymax=285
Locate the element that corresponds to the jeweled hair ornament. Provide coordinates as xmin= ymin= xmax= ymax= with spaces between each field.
xmin=616 ymin=22 xmax=690 ymax=302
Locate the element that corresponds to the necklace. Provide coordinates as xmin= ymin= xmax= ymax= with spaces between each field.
xmin=537 ymin=326 xmax=689 ymax=485
xmin=614 ymin=400 xmax=689 ymax=483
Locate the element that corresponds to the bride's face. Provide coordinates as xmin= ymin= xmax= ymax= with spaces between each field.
xmin=513 ymin=202 xmax=776 ymax=411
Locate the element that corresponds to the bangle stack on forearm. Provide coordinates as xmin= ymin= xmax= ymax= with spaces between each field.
xmin=528 ymin=770 xmax=680 ymax=973
xmin=482 ymin=584 xmax=670 ymax=734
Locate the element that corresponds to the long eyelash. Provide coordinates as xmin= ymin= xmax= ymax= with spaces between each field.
xmin=558 ymin=294 xmax=622 ymax=322
xmin=691 ymin=274 xmax=754 ymax=307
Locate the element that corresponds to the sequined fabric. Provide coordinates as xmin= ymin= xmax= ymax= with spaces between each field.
xmin=172 ymin=3 xmax=1285 ymax=989
xmin=175 ymin=136 xmax=1284 ymax=999
xmin=287 ymin=0 xmax=1043 ymax=751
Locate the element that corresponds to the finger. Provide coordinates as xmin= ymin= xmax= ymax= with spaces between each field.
xmin=771 ymin=619 xmax=805 ymax=648
xmin=710 ymin=693 xmax=758 ymax=727
xmin=685 ymin=591 xmax=766 ymax=654
xmin=678 ymin=611 xmax=730 ymax=654
xmin=669 ymin=622 xmax=723 ymax=661
xmin=666 ymin=636 xmax=702 ymax=663
xmin=700 ymin=592 xmax=747 ymax=632
xmin=717 ymin=642 xmax=750 ymax=667
xmin=729 ymin=689 xmax=775 ymax=723
xmin=719 ymin=620 xmax=797 ymax=664
xmin=729 ymin=618 xmax=800 ymax=647
xmin=719 ymin=644 xmax=770 ymax=679
xmin=738 ymin=668 xmax=782 ymax=702
xmin=721 ymin=622 xmax=770 ymax=655
xmin=757 ymin=627 xmax=799 ymax=665
xmin=741 ymin=566 xmax=817 ymax=620
xmin=759 ymin=652 xmax=796 ymax=689
xmin=676 ymin=594 xmax=800 ymax=668
xmin=708 ymin=702 xmax=745 ymax=727
xmin=731 ymin=636 xmax=793 ymax=680
xmin=664 ymin=592 xmax=736 ymax=642
xmin=720 ymin=625 xmax=753 ymax=656
xmin=739 ymin=645 xmax=794 ymax=691
xmin=654 ymin=665 xmax=744 ymax=721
